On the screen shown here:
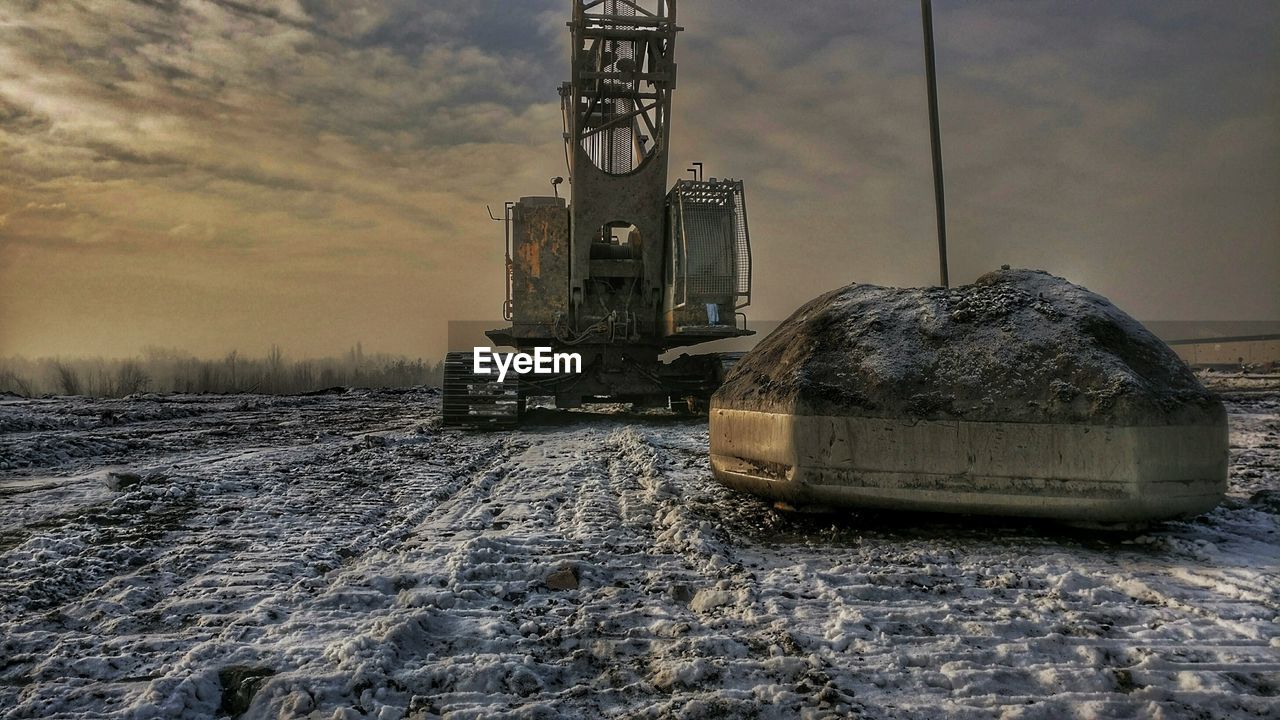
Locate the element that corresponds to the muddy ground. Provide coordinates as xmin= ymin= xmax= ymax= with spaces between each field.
xmin=1 ymin=389 xmax=1276 ymax=719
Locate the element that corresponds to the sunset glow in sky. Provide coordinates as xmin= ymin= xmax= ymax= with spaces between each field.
xmin=1 ymin=0 xmax=1277 ymax=359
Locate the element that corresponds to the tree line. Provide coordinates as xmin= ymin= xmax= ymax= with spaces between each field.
xmin=0 ymin=345 xmax=444 ymax=397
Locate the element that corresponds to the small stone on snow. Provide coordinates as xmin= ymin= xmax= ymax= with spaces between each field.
xmin=546 ymin=566 xmax=579 ymax=590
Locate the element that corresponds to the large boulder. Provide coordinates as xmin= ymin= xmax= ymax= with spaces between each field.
xmin=717 ymin=268 xmax=1220 ymax=425
xmin=710 ymin=269 xmax=1227 ymax=524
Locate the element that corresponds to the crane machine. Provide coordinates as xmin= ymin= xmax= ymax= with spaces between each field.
xmin=444 ymin=0 xmax=754 ymax=427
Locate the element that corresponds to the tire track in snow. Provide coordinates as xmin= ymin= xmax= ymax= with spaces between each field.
xmin=0 ymin=395 xmax=1276 ymax=719
xmin=1 ymin=393 xmax=451 ymax=718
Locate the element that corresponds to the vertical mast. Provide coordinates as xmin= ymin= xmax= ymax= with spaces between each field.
xmin=921 ymin=0 xmax=949 ymax=288
xmin=563 ymin=1 xmax=682 ymax=327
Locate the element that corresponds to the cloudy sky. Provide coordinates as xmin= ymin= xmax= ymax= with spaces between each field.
xmin=1 ymin=0 xmax=1277 ymax=359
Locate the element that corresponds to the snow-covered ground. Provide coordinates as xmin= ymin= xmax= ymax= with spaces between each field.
xmin=1 ymin=389 xmax=1276 ymax=719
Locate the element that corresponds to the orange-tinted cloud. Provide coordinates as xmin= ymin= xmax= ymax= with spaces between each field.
xmin=1 ymin=0 xmax=1277 ymax=360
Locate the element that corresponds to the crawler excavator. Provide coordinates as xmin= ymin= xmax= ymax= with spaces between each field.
xmin=444 ymin=0 xmax=754 ymax=428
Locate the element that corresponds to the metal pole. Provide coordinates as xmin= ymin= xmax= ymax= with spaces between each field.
xmin=921 ymin=0 xmax=949 ymax=288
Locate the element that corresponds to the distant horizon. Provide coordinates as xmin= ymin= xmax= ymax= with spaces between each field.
xmin=2 ymin=319 xmax=1278 ymax=363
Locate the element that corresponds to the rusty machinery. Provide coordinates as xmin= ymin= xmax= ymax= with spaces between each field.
xmin=444 ymin=0 xmax=754 ymax=427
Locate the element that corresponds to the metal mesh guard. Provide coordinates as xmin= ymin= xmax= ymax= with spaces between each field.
xmin=670 ymin=179 xmax=751 ymax=307
xmin=582 ymin=0 xmax=641 ymax=175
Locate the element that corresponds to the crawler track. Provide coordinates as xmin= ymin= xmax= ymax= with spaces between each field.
xmin=441 ymin=352 xmax=520 ymax=429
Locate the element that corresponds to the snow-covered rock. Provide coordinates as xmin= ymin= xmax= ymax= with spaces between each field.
xmin=716 ymin=268 xmax=1221 ymax=425
xmin=710 ymin=269 xmax=1229 ymax=522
